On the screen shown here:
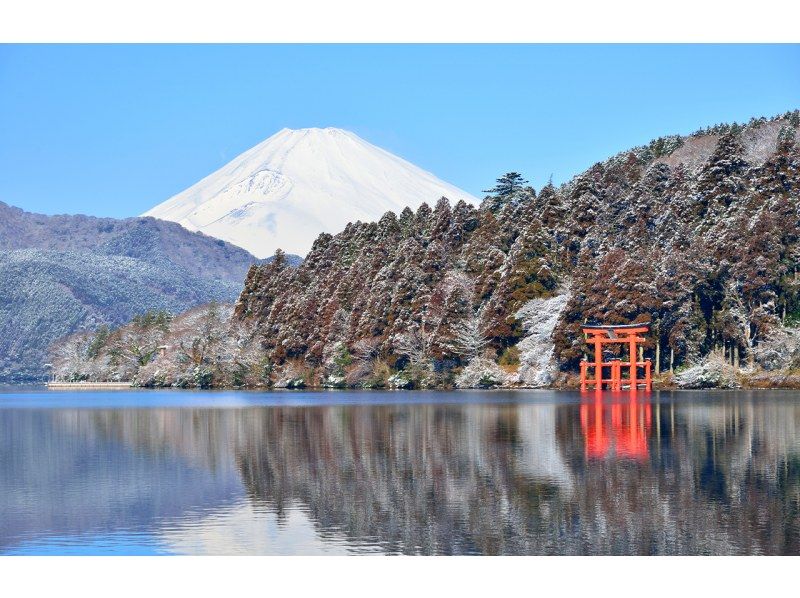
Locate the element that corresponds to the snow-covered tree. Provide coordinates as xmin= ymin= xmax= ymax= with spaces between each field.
xmin=447 ymin=313 xmax=491 ymax=361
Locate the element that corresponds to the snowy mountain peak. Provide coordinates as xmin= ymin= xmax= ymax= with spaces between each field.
xmin=143 ymin=128 xmax=479 ymax=257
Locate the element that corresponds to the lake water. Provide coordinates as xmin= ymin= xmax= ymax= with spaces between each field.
xmin=1 ymin=388 xmax=799 ymax=555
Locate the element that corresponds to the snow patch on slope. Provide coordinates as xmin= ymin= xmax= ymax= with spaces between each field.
xmin=741 ymin=120 xmax=784 ymax=164
xmin=656 ymin=135 xmax=719 ymax=172
xmin=655 ymin=121 xmax=790 ymax=173
xmin=143 ymin=128 xmax=479 ymax=258
xmin=515 ymin=291 xmax=571 ymax=387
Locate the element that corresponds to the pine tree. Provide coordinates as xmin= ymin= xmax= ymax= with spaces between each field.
xmin=271 ymin=248 xmax=287 ymax=269
xmin=483 ymin=172 xmax=528 ymax=197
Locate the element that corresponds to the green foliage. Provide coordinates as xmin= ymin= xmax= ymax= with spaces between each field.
xmin=478 ymin=372 xmax=500 ymax=388
xmin=271 ymin=248 xmax=287 ymax=268
xmin=132 ymin=309 xmax=173 ymax=332
xmin=331 ymin=343 xmax=353 ymax=375
xmin=483 ymin=172 xmax=528 ymax=197
xmin=498 ymin=345 xmax=520 ymax=366
xmin=778 ymin=125 xmax=797 ymax=143
xmin=786 ymin=308 xmax=800 ymax=328
xmin=193 ymin=366 xmax=214 ymax=389
xmin=644 ymin=135 xmax=684 ymax=160
xmin=107 ymin=345 xmax=122 ymax=366
xmin=145 ymin=372 xmax=168 ymax=388
xmin=509 ymin=226 xmax=557 ymax=302
xmin=172 ymin=375 xmax=191 ymax=389
xmin=231 ymin=364 xmax=248 ymax=388
xmin=86 ymin=325 xmax=111 ymax=359
xmin=362 ymin=360 xmax=391 ymax=389
xmin=135 ymin=348 xmax=157 ymax=367
xmin=285 ymin=378 xmax=306 ymax=389
xmin=259 ymin=357 xmax=274 ymax=385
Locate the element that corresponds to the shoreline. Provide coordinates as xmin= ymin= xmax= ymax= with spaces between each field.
xmin=11 ymin=368 xmax=800 ymax=392
xmin=31 ymin=379 xmax=800 ymax=392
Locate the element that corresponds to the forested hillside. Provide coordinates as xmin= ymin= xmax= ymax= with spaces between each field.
xmin=0 ymin=205 xmax=261 ymax=381
xmin=234 ymin=112 xmax=800 ymax=387
xmin=53 ymin=112 xmax=800 ymax=389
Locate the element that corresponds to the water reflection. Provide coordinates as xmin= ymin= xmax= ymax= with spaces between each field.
xmin=581 ymin=393 xmax=652 ymax=459
xmin=1 ymin=391 xmax=799 ymax=555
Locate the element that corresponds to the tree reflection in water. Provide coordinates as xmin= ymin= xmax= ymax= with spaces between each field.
xmin=2 ymin=391 xmax=800 ymax=555
xmin=230 ymin=397 xmax=800 ymax=554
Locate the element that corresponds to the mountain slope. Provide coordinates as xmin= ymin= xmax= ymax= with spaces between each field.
xmin=231 ymin=112 xmax=800 ymax=385
xmin=143 ymin=127 xmax=480 ymax=257
xmin=0 ymin=203 xmax=260 ymax=381
xmin=0 ymin=202 xmax=259 ymax=282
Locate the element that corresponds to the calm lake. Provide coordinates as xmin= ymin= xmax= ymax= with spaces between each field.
xmin=1 ymin=388 xmax=799 ymax=555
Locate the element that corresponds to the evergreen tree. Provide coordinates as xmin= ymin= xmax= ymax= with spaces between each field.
xmin=271 ymin=248 xmax=287 ymax=270
xmin=483 ymin=172 xmax=528 ymax=197
xmin=86 ymin=325 xmax=111 ymax=359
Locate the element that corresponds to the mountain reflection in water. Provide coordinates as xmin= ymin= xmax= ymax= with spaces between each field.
xmin=1 ymin=390 xmax=799 ymax=555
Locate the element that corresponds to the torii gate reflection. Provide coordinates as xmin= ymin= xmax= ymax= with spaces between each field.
xmin=580 ymin=391 xmax=652 ymax=460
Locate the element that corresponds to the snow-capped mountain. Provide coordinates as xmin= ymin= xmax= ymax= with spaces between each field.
xmin=143 ymin=128 xmax=480 ymax=257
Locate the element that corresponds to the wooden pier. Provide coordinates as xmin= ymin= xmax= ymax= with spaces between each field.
xmin=46 ymin=381 xmax=133 ymax=389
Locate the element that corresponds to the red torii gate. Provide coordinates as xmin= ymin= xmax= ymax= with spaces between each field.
xmin=580 ymin=323 xmax=652 ymax=391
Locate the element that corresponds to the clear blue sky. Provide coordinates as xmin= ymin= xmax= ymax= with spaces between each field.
xmin=1 ymin=44 xmax=798 ymax=218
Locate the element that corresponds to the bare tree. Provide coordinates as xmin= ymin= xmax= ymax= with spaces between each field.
xmin=115 ymin=310 xmax=172 ymax=370
xmin=347 ymin=337 xmax=382 ymax=384
xmin=448 ymin=313 xmax=491 ymax=360
xmin=120 ymin=327 xmax=163 ymax=369
xmin=50 ymin=332 xmax=92 ymax=381
xmin=352 ymin=337 xmax=381 ymax=363
xmin=174 ymin=303 xmax=228 ymax=366
xmin=394 ymin=328 xmax=435 ymax=369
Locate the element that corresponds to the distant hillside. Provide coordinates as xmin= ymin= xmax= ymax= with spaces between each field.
xmin=0 ymin=203 xmax=264 ymax=381
xmin=0 ymin=202 xmax=262 ymax=282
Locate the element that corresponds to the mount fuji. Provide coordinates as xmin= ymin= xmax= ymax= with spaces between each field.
xmin=143 ymin=128 xmax=480 ymax=257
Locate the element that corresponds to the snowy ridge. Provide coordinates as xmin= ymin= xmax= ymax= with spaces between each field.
xmin=144 ymin=128 xmax=479 ymax=257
